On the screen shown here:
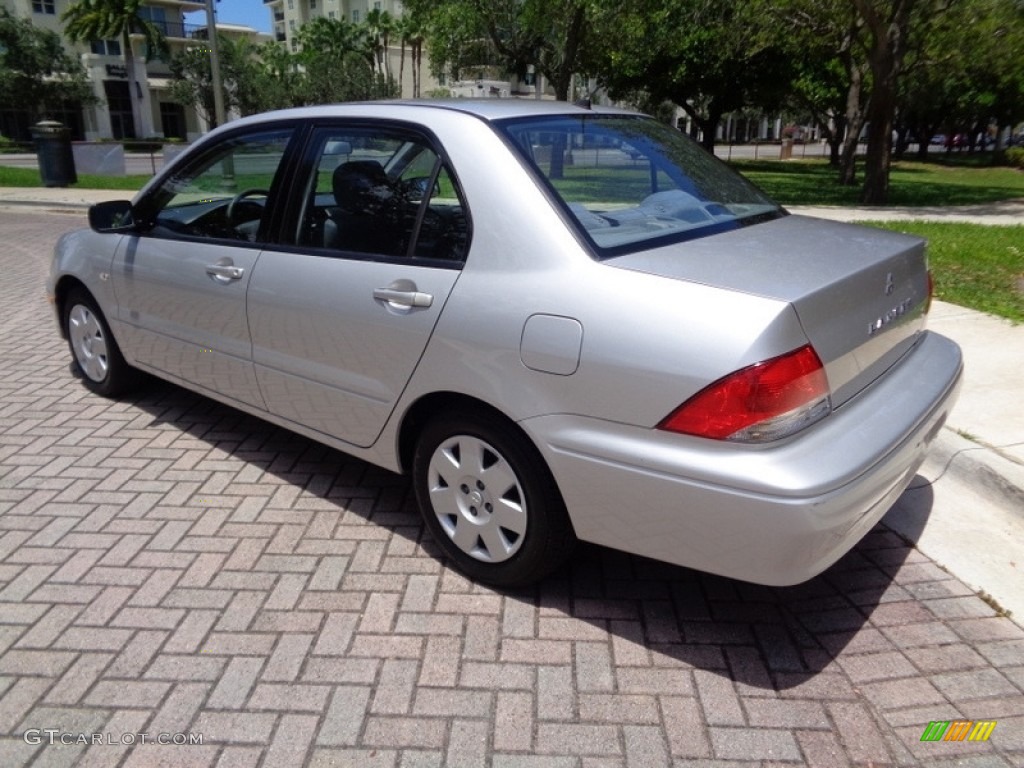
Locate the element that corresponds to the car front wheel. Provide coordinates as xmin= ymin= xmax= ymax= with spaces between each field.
xmin=63 ymin=288 xmax=138 ymax=397
xmin=412 ymin=410 xmax=576 ymax=586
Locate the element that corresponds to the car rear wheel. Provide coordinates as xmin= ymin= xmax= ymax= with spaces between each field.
xmin=63 ymin=288 xmax=138 ymax=397
xmin=412 ymin=410 xmax=576 ymax=586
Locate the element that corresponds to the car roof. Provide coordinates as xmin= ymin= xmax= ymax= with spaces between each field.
xmin=214 ymin=99 xmax=640 ymax=135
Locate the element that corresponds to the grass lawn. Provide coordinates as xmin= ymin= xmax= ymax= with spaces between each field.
xmin=733 ymin=158 xmax=1024 ymax=207
xmin=0 ymin=166 xmax=150 ymax=191
xmin=860 ymin=221 xmax=1024 ymax=323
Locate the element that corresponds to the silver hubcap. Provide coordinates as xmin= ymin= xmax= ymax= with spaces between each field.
xmin=68 ymin=304 xmax=109 ymax=383
xmin=427 ymin=435 xmax=528 ymax=563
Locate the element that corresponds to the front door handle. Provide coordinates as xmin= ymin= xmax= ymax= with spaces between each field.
xmin=373 ymin=284 xmax=433 ymax=308
xmin=206 ymin=260 xmax=244 ymax=282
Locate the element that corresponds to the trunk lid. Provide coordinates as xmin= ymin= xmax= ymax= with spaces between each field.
xmin=607 ymin=215 xmax=931 ymax=407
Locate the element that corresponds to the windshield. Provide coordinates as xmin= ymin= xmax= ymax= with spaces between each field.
xmin=497 ymin=114 xmax=784 ymax=257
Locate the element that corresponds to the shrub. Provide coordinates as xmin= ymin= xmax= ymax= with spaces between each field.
xmin=1006 ymin=147 xmax=1024 ymax=169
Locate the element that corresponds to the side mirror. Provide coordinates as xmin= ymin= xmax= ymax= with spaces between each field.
xmin=88 ymin=200 xmax=135 ymax=233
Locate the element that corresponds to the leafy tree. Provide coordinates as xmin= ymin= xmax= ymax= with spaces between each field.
xmin=405 ymin=0 xmax=594 ymax=102
xmin=61 ymin=0 xmax=168 ymax=138
xmin=900 ymin=0 xmax=1024 ymax=155
xmin=0 ymin=8 xmax=96 ymax=129
xmin=593 ymin=0 xmax=793 ymax=150
xmin=297 ymin=18 xmax=396 ymax=102
xmin=167 ymin=36 xmax=295 ymax=126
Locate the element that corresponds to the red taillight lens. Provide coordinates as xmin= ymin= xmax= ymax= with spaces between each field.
xmin=658 ymin=345 xmax=831 ymax=442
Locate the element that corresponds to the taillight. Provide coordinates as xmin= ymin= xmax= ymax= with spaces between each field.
xmin=658 ymin=345 xmax=831 ymax=442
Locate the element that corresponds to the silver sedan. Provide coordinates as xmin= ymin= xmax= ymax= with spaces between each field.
xmin=47 ymin=100 xmax=962 ymax=586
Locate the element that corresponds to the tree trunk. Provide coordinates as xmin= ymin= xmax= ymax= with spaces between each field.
xmin=853 ymin=0 xmax=916 ymax=206
xmin=123 ymin=30 xmax=144 ymax=138
xmin=859 ymin=78 xmax=894 ymax=204
xmin=839 ymin=61 xmax=866 ymax=186
xmin=399 ymin=41 xmax=406 ymax=98
xmin=678 ymin=102 xmax=721 ymax=152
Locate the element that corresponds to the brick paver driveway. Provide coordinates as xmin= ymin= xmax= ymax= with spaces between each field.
xmin=1 ymin=208 xmax=1022 ymax=767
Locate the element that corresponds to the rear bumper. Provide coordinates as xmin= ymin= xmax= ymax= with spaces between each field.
xmin=522 ymin=331 xmax=963 ymax=585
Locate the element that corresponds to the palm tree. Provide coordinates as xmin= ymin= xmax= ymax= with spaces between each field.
xmin=364 ymin=8 xmax=393 ymax=78
xmin=395 ymin=15 xmax=410 ymax=97
xmin=404 ymin=13 xmax=426 ymax=98
xmin=62 ymin=0 xmax=167 ymax=138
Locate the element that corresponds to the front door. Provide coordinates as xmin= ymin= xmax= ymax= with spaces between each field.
xmin=111 ymin=127 xmax=295 ymax=409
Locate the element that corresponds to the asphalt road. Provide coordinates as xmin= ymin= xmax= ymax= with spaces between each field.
xmin=1 ymin=208 xmax=1022 ymax=767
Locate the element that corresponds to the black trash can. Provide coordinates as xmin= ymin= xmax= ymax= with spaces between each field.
xmin=32 ymin=120 xmax=77 ymax=188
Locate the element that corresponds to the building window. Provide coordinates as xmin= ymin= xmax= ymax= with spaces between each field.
xmin=90 ymin=39 xmax=122 ymax=56
xmin=310 ymin=0 xmax=316 ymax=8
xmin=32 ymin=0 xmax=56 ymax=14
xmin=374 ymin=1 xmax=381 ymax=9
xmin=352 ymin=9 xmax=360 ymax=22
xmin=328 ymin=10 xmax=335 ymax=18
xmin=287 ymin=0 xmax=294 ymax=8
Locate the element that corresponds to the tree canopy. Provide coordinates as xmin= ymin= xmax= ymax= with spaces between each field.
xmin=169 ymin=0 xmax=1023 ymax=204
xmin=0 ymin=8 xmax=95 ymax=128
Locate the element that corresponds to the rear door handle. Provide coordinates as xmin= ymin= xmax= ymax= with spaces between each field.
xmin=373 ymin=286 xmax=433 ymax=308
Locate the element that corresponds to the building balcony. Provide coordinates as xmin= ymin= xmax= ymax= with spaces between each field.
xmin=146 ymin=0 xmax=204 ymax=10
xmin=141 ymin=21 xmax=209 ymax=40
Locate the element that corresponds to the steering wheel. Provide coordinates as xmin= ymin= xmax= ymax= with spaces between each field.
xmin=225 ymin=188 xmax=269 ymax=222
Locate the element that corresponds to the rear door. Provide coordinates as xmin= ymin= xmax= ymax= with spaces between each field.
xmin=111 ymin=127 xmax=296 ymax=409
xmin=247 ymin=123 xmax=470 ymax=447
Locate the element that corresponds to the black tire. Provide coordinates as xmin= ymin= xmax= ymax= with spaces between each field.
xmin=63 ymin=288 xmax=139 ymax=397
xmin=412 ymin=409 xmax=576 ymax=586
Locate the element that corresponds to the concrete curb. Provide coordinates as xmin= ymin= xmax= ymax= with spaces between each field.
xmin=924 ymin=428 xmax=1024 ymax=513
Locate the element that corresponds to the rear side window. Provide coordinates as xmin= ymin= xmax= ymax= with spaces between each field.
xmin=292 ymin=128 xmax=469 ymax=263
xmin=497 ymin=115 xmax=783 ymax=257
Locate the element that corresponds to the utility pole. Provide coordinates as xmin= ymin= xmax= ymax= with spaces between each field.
xmin=204 ymin=0 xmax=226 ymax=128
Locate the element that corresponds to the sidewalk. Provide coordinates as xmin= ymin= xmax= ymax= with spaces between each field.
xmin=4 ymin=186 xmax=1023 ymax=616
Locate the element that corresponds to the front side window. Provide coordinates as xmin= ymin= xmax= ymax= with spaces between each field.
xmin=497 ymin=115 xmax=783 ymax=257
xmin=141 ymin=128 xmax=294 ymax=243
xmin=293 ymin=128 xmax=469 ymax=263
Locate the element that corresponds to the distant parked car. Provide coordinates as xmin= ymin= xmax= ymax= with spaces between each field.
xmin=47 ymin=101 xmax=963 ymax=587
xmin=930 ymin=134 xmax=946 ymax=145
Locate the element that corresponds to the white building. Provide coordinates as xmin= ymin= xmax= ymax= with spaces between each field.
xmin=2 ymin=0 xmax=265 ymax=140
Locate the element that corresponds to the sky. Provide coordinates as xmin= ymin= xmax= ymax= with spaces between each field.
xmin=184 ymin=0 xmax=273 ymax=36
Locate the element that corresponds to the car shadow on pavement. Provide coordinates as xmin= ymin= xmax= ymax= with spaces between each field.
xmin=123 ymin=376 xmax=934 ymax=694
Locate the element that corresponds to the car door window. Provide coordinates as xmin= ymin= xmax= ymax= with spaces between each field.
xmin=144 ymin=128 xmax=294 ymax=243
xmin=295 ymin=128 xmax=469 ymax=262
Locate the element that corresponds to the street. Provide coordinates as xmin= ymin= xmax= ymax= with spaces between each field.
xmin=0 ymin=208 xmax=1021 ymax=766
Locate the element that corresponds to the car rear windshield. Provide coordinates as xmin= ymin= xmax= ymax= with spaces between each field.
xmin=496 ymin=114 xmax=784 ymax=258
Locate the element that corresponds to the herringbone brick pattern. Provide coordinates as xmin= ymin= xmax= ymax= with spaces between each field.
xmin=1 ymin=210 xmax=1022 ymax=766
